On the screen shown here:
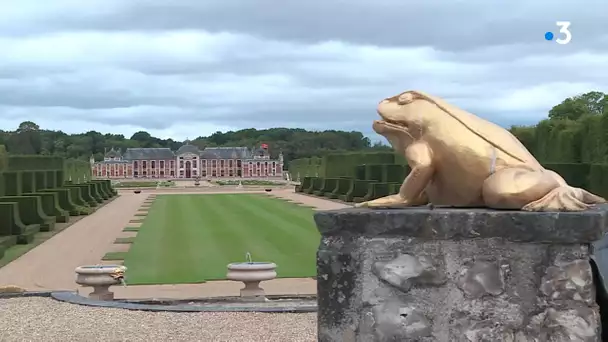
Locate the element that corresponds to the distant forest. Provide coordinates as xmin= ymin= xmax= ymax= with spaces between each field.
xmin=1 ymin=91 xmax=605 ymax=165
xmin=0 ymin=122 xmax=389 ymax=164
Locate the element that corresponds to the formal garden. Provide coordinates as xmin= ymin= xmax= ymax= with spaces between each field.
xmin=103 ymin=193 xmax=319 ymax=285
xmin=0 ymin=147 xmax=117 ymax=264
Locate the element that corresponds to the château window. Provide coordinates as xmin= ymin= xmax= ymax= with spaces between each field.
xmin=229 ymin=170 xmax=233 ymax=177
xmin=237 ymin=160 xmax=242 ymax=167
xmin=229 ymin=160 xmax=233 ymax=167
xmin=160 ymin=161 xmax=164 ymax=168
xmin=142 ymin=161 xmax=147 ymax=168
xmin=170 ymin=160 xmax=175 ymax=168
xmin=193 ymin=161 xmax=197 ymax=168
xmin=220 ymin=170 xmax=225 ymax=177
xmin=180 ymin=161 xmax=184 ymax=168
xmin=134 ymin=161 xmax=139 ymax=168
xmin=151 ymin=161 xmax=156 ymax=168
xmin=220 ymin=160 xmax=224 ymax=167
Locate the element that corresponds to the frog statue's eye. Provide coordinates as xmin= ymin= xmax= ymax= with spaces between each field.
xmin=397 ymin=92 xmax=415 ymax=105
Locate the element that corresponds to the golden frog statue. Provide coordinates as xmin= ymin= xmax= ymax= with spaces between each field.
xmin=356 ymin=90 xmax=605 ymax=211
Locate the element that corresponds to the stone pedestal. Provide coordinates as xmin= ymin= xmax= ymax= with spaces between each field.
xmin=75 ymin=265 xmax=126 ymax=302
xmin=226 ymin=262 xmax=277 ymax=301
xmin=89 ymin=286 xmax=114 ymax=301
xmin=314 ymin=206 xmax=608 ymax=342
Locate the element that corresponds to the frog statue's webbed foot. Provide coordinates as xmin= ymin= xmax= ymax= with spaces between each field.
xmin=522 ymin=186 xmax=606 ymax=212
xmin=355 ymin=193 xmax=428 ymax=208
xmin=483 ymin=167 xmax=606 ymax=212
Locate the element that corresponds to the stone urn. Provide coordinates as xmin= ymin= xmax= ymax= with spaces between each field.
xmin=75 ymin=265 xmax=127 ymax=301
xmin=226 ymin=260 xmax=277 ymax=299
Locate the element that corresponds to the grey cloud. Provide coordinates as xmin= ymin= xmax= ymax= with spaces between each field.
xmin=1 ymin=0 xmax=606 ymax=52
xmin=0 ymin=0 xmax=605 ymax=138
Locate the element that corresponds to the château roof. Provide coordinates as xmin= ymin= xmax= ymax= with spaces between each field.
xmin=200 ymin=147 xmax=250 ymax=159
xmin=176 ymin=144 xmax=201 ymax=155
xmin=97 ymin=144 xmax=272 ymax=162
xmin=104 ymin=147 xmax=122 ymax=158
xmin=123 ymin=148 xmax=175 ymax=160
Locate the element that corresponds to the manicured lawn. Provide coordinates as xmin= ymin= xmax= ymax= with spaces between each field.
xmin=123 ymin=194 xmax=320 ymax=285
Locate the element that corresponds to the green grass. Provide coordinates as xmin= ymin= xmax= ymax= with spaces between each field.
xmin=123 ymin=194 xmax=319 ymax=285
xmin=115 ymin=237 xmax=136 ymax=244
xmin=123 ymin=227 xmax=140 ymax=232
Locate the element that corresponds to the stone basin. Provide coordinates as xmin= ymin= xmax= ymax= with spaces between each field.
xmin=226 ymin=262 xmax=277 ymax=299
xmin=75 ymin=265 xmax=127 ymax=301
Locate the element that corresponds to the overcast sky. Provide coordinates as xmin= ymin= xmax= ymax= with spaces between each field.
xmin=0 ymin=0 xmax=606 ymax=140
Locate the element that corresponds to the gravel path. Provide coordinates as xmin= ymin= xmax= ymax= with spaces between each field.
xmin=0 ymin=194 xmax=146 ymax=290
xmin=0 ymin=297 xmax=316 ymax=342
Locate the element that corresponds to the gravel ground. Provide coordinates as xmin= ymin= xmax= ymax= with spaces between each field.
xmin=0 ymin=297 xmax=316 ymax=342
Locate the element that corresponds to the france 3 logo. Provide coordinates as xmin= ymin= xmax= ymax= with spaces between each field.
xmin=544 ymin=21 xmax=572 ymax=45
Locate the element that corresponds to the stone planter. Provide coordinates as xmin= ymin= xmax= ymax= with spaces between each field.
xmin=133 ymin=190 xmax=141 ymax=194
xmin=226 ymin=262 xmax=277 ymax=299
xmin=75 ymin=265 xmax=127 ymax=301
xmin=264 ymin=188 xmax=272 ymax=192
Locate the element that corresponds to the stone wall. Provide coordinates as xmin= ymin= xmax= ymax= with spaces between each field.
xmin=314 ymin=206 xmax=608 ymax=342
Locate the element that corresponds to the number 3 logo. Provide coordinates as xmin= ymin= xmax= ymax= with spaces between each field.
xmin=555 ymin=21 xmax=572 ymax=45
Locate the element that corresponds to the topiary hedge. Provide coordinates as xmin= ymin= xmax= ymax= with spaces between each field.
xmin=41 ymin=188 xmax=80 ymax=216
xmin=64 ymin=159 xmax=92 ymax=184
xmin=0 ymin=203 xmax=31 ymax=246
xmin=63 ymin=184 xmax=98 ymax=207
xmin=0 ymin=145 xmax=8 ymax=172
xmin=320 ymin=152 xmax=395 ymax=178
xmin=0 ymin=197 xmax=44 ymax=243
xmin=288 ymin=157 xmax=322 ymax=179
xmin=7 ymin=155 xmax=64 ymax=171
xmin=3 ymin=171 xmax=23 ymax=196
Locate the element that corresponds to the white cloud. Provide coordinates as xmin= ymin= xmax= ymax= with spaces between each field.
xmin=0 ymin=1 xmax=606 ymax=139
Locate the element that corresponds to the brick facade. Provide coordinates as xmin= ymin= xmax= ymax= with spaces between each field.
xmin=91 ymin=143 xmax=283 ymax=179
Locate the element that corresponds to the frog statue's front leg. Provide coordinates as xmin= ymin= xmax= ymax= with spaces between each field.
xmin=356 ymin=142 xmax=432 ymax=208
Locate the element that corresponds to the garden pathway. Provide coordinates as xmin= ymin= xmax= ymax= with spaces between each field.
xmin=0 ymin=188 xmax=349 ymax=299
xmin=0 ymin=192 xmax=147 ymax=290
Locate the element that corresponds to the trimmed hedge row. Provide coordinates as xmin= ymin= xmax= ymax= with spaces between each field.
xmin=0 ymin=167 xmax=116 ymax=258
xmin=288 ymin=157 xmax=322 ymax=179
xmin=288 ymin=151 xmax=405 ymax=180
xmin=297 ymin=161 xmax=608 ymax=204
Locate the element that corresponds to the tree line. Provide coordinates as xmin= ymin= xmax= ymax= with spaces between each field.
xmin=510 ymin=91 xmax=608 ymax=164
xmin=0 ymin=122 xmax=388 ymax=164
xmin=1 ymin=90 xmax=605 ymax=166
